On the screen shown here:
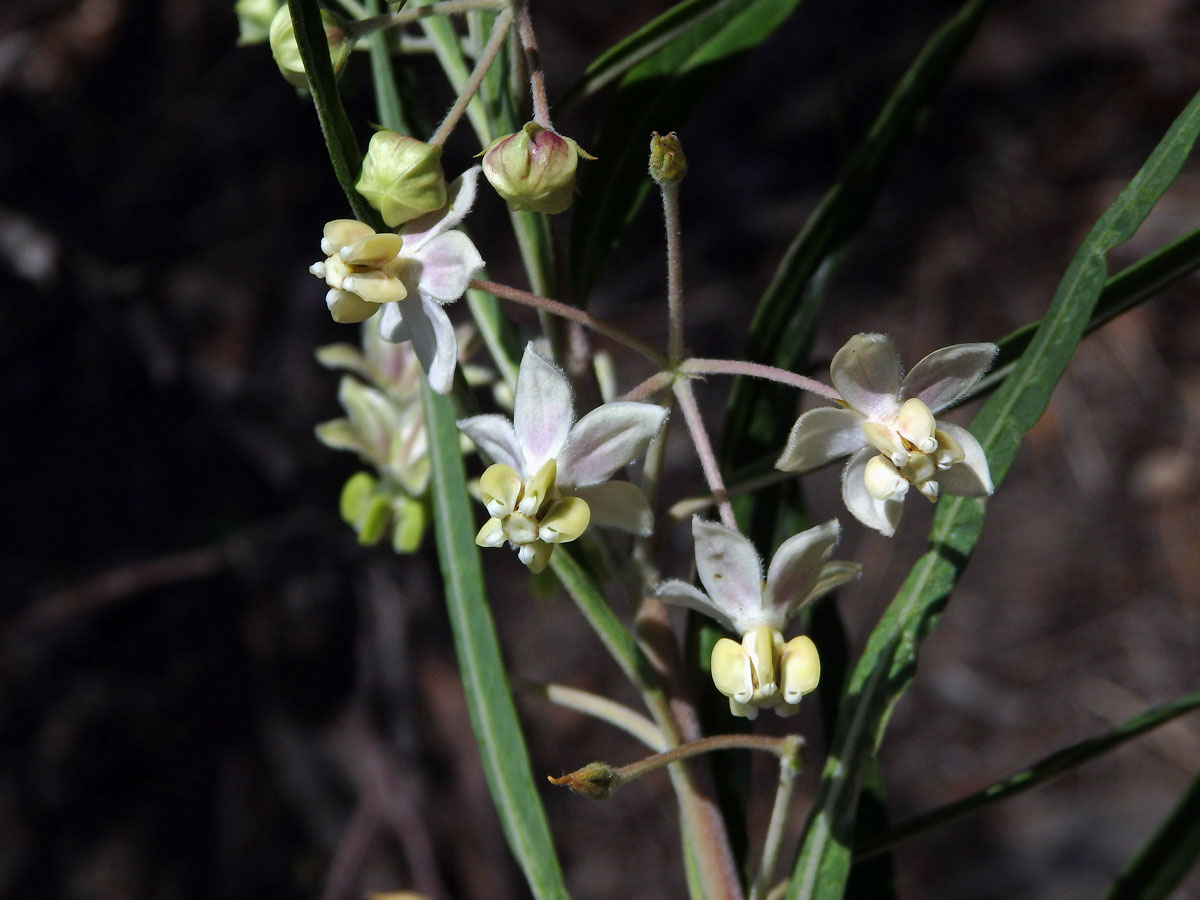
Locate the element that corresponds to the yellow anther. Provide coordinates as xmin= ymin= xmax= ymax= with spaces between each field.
xmin=897 ymin=398 xmax=938 ymax=453
xmin=479 ymin=464 xmax=522 ymax=517
xmin=711 ymin=638 xmax=754 ymax=705
xmin=932 ymin=428 xmax=966 ymax=469
xmin=779 ymin=635 xmax=820 ymax=704
xmin=520 ymin=458 xmax=557 ymax=517
xmin=864 ymin=454 xmax=909 ymax=501
xmin=538 ymin=496 xmax=591 ymax=543
xmin=743 ymin=626 xmax=778 ymax=698
xmin=862 ymin=422 xmax=908 ymax=466
xmin=475 ymin=517 xmax=506 ymax=548
xmin=341 ymin=232 xmax=404 ymax=266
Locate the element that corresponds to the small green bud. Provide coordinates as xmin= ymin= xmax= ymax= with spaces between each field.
xmin=268 ymin=4 xmax=351 ymax=89
xmin=649 ymin=131 xmax=687 ymax=185
xmin=481 ymin=122 xmax=594 ymax=215
xmin=390 ymin=495 xmax=428 ymax=554
xmin=235 ymin=0 xmax=281 ymax=44
xmin=357 ymin=493 xmax=393 ymax=545
xmin=355 ymin=132 xmax=448 ymax=227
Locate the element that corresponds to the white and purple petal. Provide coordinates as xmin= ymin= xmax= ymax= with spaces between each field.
xmin=775 ymin=406 xmax=868 ymax=473
xmin=692 ymin=517 xmax=764 ymax=631
xmin=557 ymin=401 xmax=668 ymax=487
xmin=456 ymin=413 xmax=525 ymax=473
xmin=900 ymin=343 xmax=997 ymax=413
xmin=933 ymin=422 xmax=993 ymax=496
xmin=655 ymin=580 xmax=737 ymax=634
xmin=399 ymin=167 xmax=480 ymax=251
xmin=412 ymin=230 xmax=484 ymax=304
xmin=513 ymin=344 xmax=573 ymax=469
xmin=763 ymin=519 xmax=841 ymax=619
xmin=573 ymin=481 xmax=653 ymax=536
xmin=830 ymin=333 xmax=903 ymax=420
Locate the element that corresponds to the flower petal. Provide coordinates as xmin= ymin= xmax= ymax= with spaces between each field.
xmin=557 ymin=401 xmax=668 ymax=487
xmin=764 ymin=519 xmax=841 ymax=621
xmin=513 ymin=344 xmax=573 ymax=469
xmin=691 ymin=517 xmax=764 ymax=632
xmin=775 ymin=407 xmax=868 ymax=472
xmin=655 ymin=580 xmax=736 ymax=634
xmin=842 ymin=448 xmax=903 ymax=536
xmin=401 ymin=294 xmax=458 ymax=394
xmin=900 ymin=343 xmax=997 ymax=413
xmin=932 ymin=422 xmax=993 ymax=496
xmin=399 ymin=167 xmax=480 ymax=250
xmin=455 ymin=414 xmax=523 ymax=472
xmin=573 ymin=481 xmax=653 ymax=535
xmin=413 ymin=231 xmax=484 ymax=304
xmin=830 ymin=333 xmax=902 ymax=420
xmin=810 ymin=560 xmax=863 ymax=601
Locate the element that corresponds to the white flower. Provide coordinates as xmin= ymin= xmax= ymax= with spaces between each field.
xmin=656 ymin=518 xmax=860 ymax=720
xmin=458 ymin=343 xmax=669 ymax=573
xmin=309 ymin=168 xmax=485 ymax=394
xmin=776 ymin=333 xmax=996 ymax=537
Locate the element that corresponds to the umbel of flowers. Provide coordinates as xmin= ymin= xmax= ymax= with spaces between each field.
xmin=458 ymin=344 xmax=668 ymax=573
xmin=310 ymin=166 xmax=485 ymax=394
xmin=658 ymin=518 xmax=860 ymax=719
xmin=777 ymin=333 xmax=997 ymax=536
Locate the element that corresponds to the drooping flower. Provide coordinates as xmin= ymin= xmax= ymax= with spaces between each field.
xmin=309 ymin=168 xmax=484 ymax=394
xmin=656 ymin=518 xmax=860 ymax=719
xmin=457 ymin=343 xmax=669 ymax=573
xmin=776 ymin=333 xmax=997 ymax=537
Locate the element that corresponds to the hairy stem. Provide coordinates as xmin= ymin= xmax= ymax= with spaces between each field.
xmin=673 ymin=379 xmax=737 ymax=529
xmin=512 ymin=0 xmax=551 ymax=128
xmin=681 ymin=357 xmax=841 ymax=401
xmin=428 ymin=7 xmax=512 ymax=146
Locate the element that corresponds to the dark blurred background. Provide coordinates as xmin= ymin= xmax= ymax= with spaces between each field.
xmin=3 ymin=0 xmax=1200 ymax=898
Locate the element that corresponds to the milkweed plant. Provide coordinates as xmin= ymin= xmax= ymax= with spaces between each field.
xmin=240 ymin=0 xmax=1200 ymax=897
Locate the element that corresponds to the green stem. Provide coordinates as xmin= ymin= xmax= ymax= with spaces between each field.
xmin=428 ymin=7 xmax=512 ymax=146
xmin=752 ymin=737 xmax=806 ymax=900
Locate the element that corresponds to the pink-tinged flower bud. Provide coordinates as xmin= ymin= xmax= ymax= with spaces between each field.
xmin=356 ymin=132 xmax=448 ymax=227
xmin=648 ymin=131 xmax=687 ymax=185
xmin=481 ymin=122 xmax=594 ymax=214
xmin=268 ymin=5 xmax=351 ymax=88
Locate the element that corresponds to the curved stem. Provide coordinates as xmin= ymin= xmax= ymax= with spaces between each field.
xmin=661 ymin=179 xmax=685 ymax=363
xmin=347 ymin=0 xmax=506 ymax=38
xmin=512 ymin=0 xmax=552 ymax=128
xmin=681 ymin=357 xmax=841 ymax=401
xmin=428 ymin=7 xmax=512 ymax=146
xmin=471 ymin=278 xmax=668 ymax=366
xmin=750 ymin=737 xmax=805 ymax=900
xmin=673 ymin=379 xmax=737 ymax=529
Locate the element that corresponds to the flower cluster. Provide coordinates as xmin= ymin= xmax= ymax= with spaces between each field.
xmin=458 ymin=344 xmax=668 ymax=573
xmin=777 ymin=333 xmax=996 ymax=536
xmin=658 ymin=518 xmax=860 ymax=719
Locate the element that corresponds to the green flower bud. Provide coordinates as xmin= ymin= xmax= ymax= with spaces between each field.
xmin=235 ymin=0 xmax=281 ymax=44
xmin=339 ymin=471 xmax=378 ymax=527
xmin=268 ymin=4 xmax=351 ymax=89
xmin=649 ymin=131 xmax=687 ymax=185
xmin=481 ymin=122 xmax=594 ymax=215
xmin=390 ymin=495 xmax=428 ymax=554
xmin=356 ymin=132 xmax=448 ymax=227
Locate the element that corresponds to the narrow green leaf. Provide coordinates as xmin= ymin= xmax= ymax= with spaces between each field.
xmin=287 ymin=0 xmax=380 ymax=226
xmin=787 ymin=86 xmax=1200 ymax=900
xmin=1100 ymin=765 xmax=1200 ymax=900
xmin=420 ymin=383 xmax=570 ymax=900
xmin=568 ymin=0 xmax=803 ymax=299
xmin=856 ymin=689 xmax=1200 ymax=860
xmin=365 ymin=0 xmax=408 ymax=135
xmin=559 ymin=0 xmax=730 ymax=109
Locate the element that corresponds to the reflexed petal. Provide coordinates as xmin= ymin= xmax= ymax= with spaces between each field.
xmin=557 ymin=402 xmax=668 ymax=487
xmin=842 ymin=448 xmax=904 ymax=537
xmin=404 ymin=294 xmax=458 ymax=394
xmin=337 ymin=376 xmax=397 ymax=460
xmin=830 ymin=333 xmax=902 ymax=420
xmin=538 ymin=496 xmax=591 ymax=543
xmin=314 ymin=418 xmax=366 ymax=455
xmin=692 ymin=517 xmax=763 ymax=631
xmin=377 ymin=300 xmax=407 ymax=342
xmin=413 ymin=231 xmax=484 ymax=303
xmin=809 ymin=560 xmax=863 ymax=602
xmin=901 ymin=342 xmax=997 ymax=413
xmin=322 ymin=219 xmax=375 ymax=255
xmin=933 ymin=422 xmax=993 ymax=496
xmin=327 ymin=289 xmax=379 ymax=324
xmin=655 ymin=580 xmax=736 ymax=634
xmin=315 ymin=342 xmax=370 ymax=377
xmin=779 ymin=635 xmax=820 ymax=703
xmin=400 ymin=167 xmax=480 ymax=249
xmin=574 ymin=482 xmax=653 ymax=535
xmin=775 ymin=407 xmax=867 ymax=472
xmin=455 ymin=414 xmax=523 ymax=472
xmin=710 ymin=638 xmax=754 ymax=704
xmin=479 ymin=463 xmax=522 ymax=517
xmin=764 ymin=519 xmax=841 ymax=619
xmin=513 ymin=344 xmax=573 ymax=468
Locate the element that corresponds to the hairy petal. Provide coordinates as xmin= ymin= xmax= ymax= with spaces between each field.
xmin=655 ymin=580 xmax=736 ymax=634
xmin=557 ymin=402 xmax=668 ymax=487
xmin=830 ymin=333 xmax=902 ymax=420
xmin=692 ymin=517 xmax=764 ymax=631
xmin=400 ymin=294 xmax=457 ymax=394
xmin=456 ymin=414 xmax=524 ymax=472
xmin=399 ymin=167 xmax=480 ymax=250
xmin=574 ymin=481 xmax=653 ymax=535
xmin=842 ymin=448 xmax=904 ymax=537
xmin=513 ymin=344 xmax=573 ymax=468
xmin=933 ymin=422 xmax=994 ymax=496
xmin=901 ymin=343 xmax=997 ymax=413
xmin=764 ymin=519 xmax=842 ymax=618
xmin=776 ymin=407 xmax=867 ymax=472
xmin=413 ymin=230 xmax=484 ymax=304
